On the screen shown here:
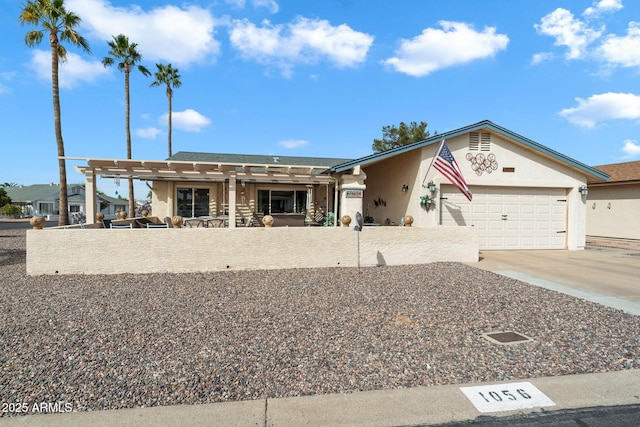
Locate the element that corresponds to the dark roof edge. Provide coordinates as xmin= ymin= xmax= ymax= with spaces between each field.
xmin=324 ymin=120 xmax=610 ymax=181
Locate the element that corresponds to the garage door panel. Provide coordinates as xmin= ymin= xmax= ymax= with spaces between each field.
xmin=504 ymin=204 xmax=520 ymax=214
xmin=536 ymin=205 xmax=552 ymax=215
xmin=505 ymin=221 xmax=520 ymax=231
xmin=441 ymin=186 xmax=567 ymax=250
xmin=520 ymin=220 xmax=535 ymax=231
xmin=472 ymin=204 xmax=488 ymax=214
xmin=488 ymin=220 xmax=504 ymax=230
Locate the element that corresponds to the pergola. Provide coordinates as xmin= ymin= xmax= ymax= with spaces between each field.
xmin=71 ymin=157 xmax=341 ymax=227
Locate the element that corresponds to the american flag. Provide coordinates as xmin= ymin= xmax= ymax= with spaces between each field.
xmin=434 ymin=141 xmax=473 ymax=201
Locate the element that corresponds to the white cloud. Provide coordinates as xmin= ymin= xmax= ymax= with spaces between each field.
xmin=622 ymin=139 xmax=640 ymax=157
xmin=226 ymin=0 xmax=278 ymax=13
xmin=135 ymin=127 xmax=162 ymax=139
xmin=0 ymin=71 xmax=15 ymax=94
xmin=559 ymin=92 xmax=640 ymax=127
xmin=28 ymin=50 xmax=109 ymax=89
xmin=226 ymin=0 xmax=246 ymax=8
xmin=584 ymin=0 xmax=623 ymax=17
xmin=597 ymin=22 xmax=640 ymax=68
xmin=67 ymin=0 xmax=220 ymax=66
xmin=163 ymin=109 xmax=211 ymax=132
xmin=531 ymin=52 xmax=555 ymax=65
xmin=229 ymin=16 xmax=373 ymax=76
xmin=278 ymin=139 xmax=309 ymax=149
xmin=535 ymin=8 xmax=603 ymax=60
xmin=382 ymin=21 xmax=509 ymax=77
xmin=253 ymin=0 xmax=279 ymax=14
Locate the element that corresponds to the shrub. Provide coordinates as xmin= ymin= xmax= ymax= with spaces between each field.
xmin=0 ymin=204 xmax=22 ymax=217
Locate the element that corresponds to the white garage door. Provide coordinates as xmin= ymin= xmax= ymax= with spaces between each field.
xmin=440 ymin=186 xmax=567 ymax=250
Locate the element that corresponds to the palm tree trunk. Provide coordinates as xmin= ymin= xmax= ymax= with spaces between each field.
xmin=51 ymin=35 xmax=68 ymax=226
xmin=167 ymin=89 xmax=172 ymax=157
xmin=125 ymin=69 xmax=135 ymax=217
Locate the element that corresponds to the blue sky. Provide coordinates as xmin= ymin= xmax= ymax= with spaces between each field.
xmin=2 ymin=0 xmax=640 ymax=198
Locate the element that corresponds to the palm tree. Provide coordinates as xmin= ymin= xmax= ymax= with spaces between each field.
xmin=102 ymin=34 xmax=150 ymax=217
xmin=19 ymin=0 xmax=90 ymax=226
xmin=150 ymin=63 xmax=182 ymax=158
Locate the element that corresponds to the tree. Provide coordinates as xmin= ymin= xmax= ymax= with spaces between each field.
xmin=19 ymin=0 xmax=90 ymax=225
xmin=2 ymin=182 xmax=18 ymax=187
xmin=372 ymin=121 xmax=430 ymax=152
xmin=0 ymin=188 xmax=11 ymax=207
xmin=150 ymin=63 xmax=182 ymax=157
xmin=102 ymin=34 xmax=150 ymax=217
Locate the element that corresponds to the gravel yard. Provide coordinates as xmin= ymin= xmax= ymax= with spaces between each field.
xmin=1 ymin=229 xmax=639 ymax=415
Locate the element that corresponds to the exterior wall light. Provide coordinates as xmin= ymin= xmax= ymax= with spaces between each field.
xmin=579 ymin=185 xmax=588 ymax=196
xmin=427 ymin=181 xmax=436 ymax=193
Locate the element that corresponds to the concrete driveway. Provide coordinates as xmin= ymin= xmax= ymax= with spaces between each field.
xmin=467 ymin=245 xmax=640 ymax=315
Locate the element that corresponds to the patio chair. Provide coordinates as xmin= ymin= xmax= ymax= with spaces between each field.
xmin=135 ymin=218 xmax=153 ymax=228
xmin=102 ymin=219 xmax=112 ymax=229
xmin=110 ymin=223 xmax=133 ymax=229
xmin=164 ymin=216 xmax=174 ymax=228
xmin=147 ymin=223 xmax=169 ymax=228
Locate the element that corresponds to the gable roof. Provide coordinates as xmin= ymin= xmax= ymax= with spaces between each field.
xmin=325 ymin=120 xmax=609 ymax=182
xmin=4 ymin=184 xmax=62 ymax=202
xmin=169 ymin=151 xmax=353 ymax=169
xmin=591 ymin=160 xmax=640 ymax=184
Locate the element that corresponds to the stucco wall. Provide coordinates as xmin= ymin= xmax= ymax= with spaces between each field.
xmin=361 ymin=150 xmax=421 ymax=225
xmin=26 ymin=226 xmax=478 ymax=275
xmin=586 ymin=185 xmax=640 ymax=239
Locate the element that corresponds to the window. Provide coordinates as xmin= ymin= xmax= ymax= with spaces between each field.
xmin=257 ymin=189 xmax=307 ymax=214
xmin=70 ymin=205 xmax=81 ymax=213
xmin=38 ymin=202 xmax=54 ymax=215
xmin=469 ymin=132 xmax=491 ymax=151
xmin=177 ymin=187 xmax=210 ymax=217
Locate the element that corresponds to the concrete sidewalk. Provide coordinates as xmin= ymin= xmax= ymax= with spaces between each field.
xmin=2 ymin=370 xmax=639 ymax=426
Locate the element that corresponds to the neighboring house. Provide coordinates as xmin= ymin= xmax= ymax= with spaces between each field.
xmin=5 ymin=183 xmax=127 ymax=221
xmin=74 ymin=120 xmax=608 ymax=250
xmin=586 ymin=160 xmax=640 ymax=240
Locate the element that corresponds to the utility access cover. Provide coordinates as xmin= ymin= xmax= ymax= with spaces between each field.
xmin=483 ymin=331 xmax=533 ymax=345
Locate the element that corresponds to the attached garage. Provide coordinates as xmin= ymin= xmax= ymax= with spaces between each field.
xmin=440 ymin=185 xmax=567 ymax=250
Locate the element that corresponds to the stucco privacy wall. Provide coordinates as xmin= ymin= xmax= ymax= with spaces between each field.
xmin=26 ymin=227 xmax=478 ymax=275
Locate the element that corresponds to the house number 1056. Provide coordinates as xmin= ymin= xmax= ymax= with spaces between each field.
xmin=460 ymin=382 xmax=555 ymax=413
xmin=478 ymin=388 xmax=531 ymax=403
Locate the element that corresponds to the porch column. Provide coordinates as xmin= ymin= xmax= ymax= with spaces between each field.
xmin=228 ymin=173 xmax=237 ymax=228
xmin=339 ymin=166 xmax=367 ymax=225
xmin=85 ymin=169 xmax=96 ymax=224
xmin=306 ymin=185 xmax=313 ymax=222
